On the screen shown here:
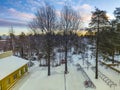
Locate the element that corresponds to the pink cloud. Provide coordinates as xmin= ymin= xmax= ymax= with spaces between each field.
xmin=0 ymin=18 xmax=27 ymax=26
xmin=8 ymin=8 xmax=35 ymax=21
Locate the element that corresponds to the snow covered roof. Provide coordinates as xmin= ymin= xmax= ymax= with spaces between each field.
xmin=0 ymin=56 xmax=28 ymax=80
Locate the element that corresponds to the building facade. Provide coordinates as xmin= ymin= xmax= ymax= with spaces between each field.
xmin=0 ymin=52 xmax=28 ymax=90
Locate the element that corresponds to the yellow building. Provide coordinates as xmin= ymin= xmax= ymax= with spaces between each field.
xmin=0 ymin=52 xmax=28 ymax=90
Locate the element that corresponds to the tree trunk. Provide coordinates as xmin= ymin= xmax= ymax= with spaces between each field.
xmin=48 ymin=54 xmax=51 ymax=76
xmin=65 ymin=46 xmax=68 ymax=74
xmin=95 ymin=39 xmax=98 ymax=79
xmin=47 ymin=33 xmax=51 ymax=76
xmin=64 ymin=38 xmax=68 ymax=74
xmin=112 ymin=51 xmax=115 ymax=64
xmin=95 ymin=15 xmax=100 ymax=79
xmin=21 ymin=47 xmax=24 ymax=58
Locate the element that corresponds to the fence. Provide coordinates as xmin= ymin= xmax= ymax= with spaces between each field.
xmin=76 ymin=64 xmax=96 ymax=88
xmin=91 ymin=67 xmax=117 ymax=87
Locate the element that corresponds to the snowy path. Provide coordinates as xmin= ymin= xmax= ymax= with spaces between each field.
xmin=66 ymin=63 xmax=86 ymax=90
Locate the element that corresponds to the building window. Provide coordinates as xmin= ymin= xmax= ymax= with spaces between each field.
xmin=13 ymin=74 xmax=17 ymax=80
xmin=25 ymin=67 xmax=28 ymax=72
xmin=24 ymin=67 xmax=26 ymax=72
xmin=24 ymin=67 xmax=27 ymax=72
xmin=7 ymin=78 xmax=10 ymax=84
xmin=19 ymin=70 xmax=22 ymax=76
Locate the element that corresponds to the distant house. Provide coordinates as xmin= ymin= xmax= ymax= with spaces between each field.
xmin=0 ymin=52 xmax=28 ymax=90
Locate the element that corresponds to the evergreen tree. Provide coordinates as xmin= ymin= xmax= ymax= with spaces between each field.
xmin=89 ymin=8 xmax=109 ymax=79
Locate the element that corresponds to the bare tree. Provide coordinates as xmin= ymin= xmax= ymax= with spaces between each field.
xmin=60 ymin=5 xmax=81 ymax=74
xmin=29 ymin=3 xmax=56 ymax=76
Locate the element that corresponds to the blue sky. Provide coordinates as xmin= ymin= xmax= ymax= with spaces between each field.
xmin=0 ymin=0 xmax=120 ymax=35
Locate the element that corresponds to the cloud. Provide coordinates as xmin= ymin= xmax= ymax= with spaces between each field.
xmin=81 ymin=13 xmax=92 ymax=22
xmin=72 ymin=4 xmax=93 ymax=26
xmin=55 ymin=3 xmax=93 ymax=27
xmin=0 ymin=8 xmax=36 ymax=27
xmin=0 ymin=18 xmax=27 ymax=27
xmin=80 ymin=4 xmax=92 ymax=10
xmin=73 ymin=4 xmax=93 ymax=12
xmin=56 ymin=10 xmax=61 ymax=17
xmin=0 ymin=0 xmax=93 ymax=28
xmin=8 ymin=8 xmax=35 ymax=21
xmin=56 ymin=1 xmax=65 ymax=5
xmin=26 ymin=0 xmax=43 ymax=7
xmin=106 ymin=13 xmax=115 ymax=20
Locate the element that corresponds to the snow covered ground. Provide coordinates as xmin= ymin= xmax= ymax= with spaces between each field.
xmin=11 ymin=61 xmax=88 ymax=90
xmin=11 ymin=49 xmax=120 ymax=90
